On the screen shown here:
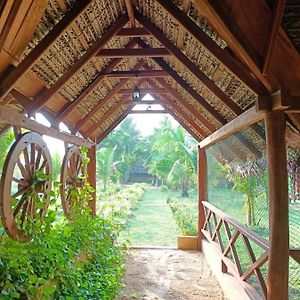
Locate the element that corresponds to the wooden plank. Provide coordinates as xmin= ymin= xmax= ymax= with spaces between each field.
xmin=135 ymin=12 xmax=244 ymax=116
xmin=199 ymin=107 xmax=265 ymax=149
xmin=53 ymin=38 xmax=139 ymax=125
xmin=194 ymin=0 xmax=271 ymax=93
xmin=124 ymin=0 xmax=136 ymax=28
xmin=97 ymin=48 xmax=170 ymax=58
xmin=87 ymin=145 xmax=96 ymax=216
xmin=198 ymin=146 xmax=207 ymax=250
xmin=119 ymin=88 xmax=167 ymax=95
xmin=116 ymin=27 xmax=150 ymax=37
xmin=263 ymin=0 xmax=287 ymax=75
xmin=101 ymin=70 xmax=168 ymax=78
xmin=265 ymin=111 xmax=289 ymax=300
xmin=96 ymin=105 xmax=133 ymax=143
xmin=129 ymin=110 xmax=168 ymax=114
xmin=27 ymin=13 xmax=129 ymax=113
xmin=0 ymin=0 xmax=94 ymax=99
xmin=0 ymin=105 xmax=94 ymax=147
xmin=290 ymin=249 xmax=300 ymax=264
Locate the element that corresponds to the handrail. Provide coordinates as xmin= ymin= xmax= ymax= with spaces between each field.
xmin=202 ymin=201 xmax=269 ymax=250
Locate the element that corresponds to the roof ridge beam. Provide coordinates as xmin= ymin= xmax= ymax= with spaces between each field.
xmin=0 ymin=0 xmax=95 ymax=99
xmin=27 ymin=13 xmax=129 ymax=114
xmin=152 ymin=1 xmax=269 ymax=95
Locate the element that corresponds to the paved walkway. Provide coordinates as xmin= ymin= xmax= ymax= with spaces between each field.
xmin=117 ymin=249 xmax=227 ymax=300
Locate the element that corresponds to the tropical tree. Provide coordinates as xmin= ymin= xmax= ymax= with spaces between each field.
xmin=96 ymin=146 xmax=117 ymax=191
xmin=51 ymin=151 xmax=61 ymax=181
xmin=0 ymin=129 xmax=15 ymax=173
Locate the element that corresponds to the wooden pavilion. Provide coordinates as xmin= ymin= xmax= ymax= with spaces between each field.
xmin=0 ymin=0 xmax=299 ymax=299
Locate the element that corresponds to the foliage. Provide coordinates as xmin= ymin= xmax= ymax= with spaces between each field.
xmin=51 ymin=152 xmax=61 ymax=181
xmin=97 ymin=183 xmax=145 ymax=224
xmin=0 ymin=129 xmax=14 ymax=174
xmin=166 ymin=197 xmax=197 ymax=236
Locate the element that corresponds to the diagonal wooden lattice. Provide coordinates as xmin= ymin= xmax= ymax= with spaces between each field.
xmin=201 ymin=201 xmax=269 ymax=299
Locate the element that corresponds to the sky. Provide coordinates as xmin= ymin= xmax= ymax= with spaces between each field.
xmin=35 ymin=94 xmax=180 ymax=156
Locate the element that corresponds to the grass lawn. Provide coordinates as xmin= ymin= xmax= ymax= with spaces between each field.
xmin=121 ymin=187 xmax=179 ymax=247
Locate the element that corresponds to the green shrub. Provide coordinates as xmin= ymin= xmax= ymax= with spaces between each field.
xmin=0 ymin=212 xmax=125 ymax=299
xmin=167 ymin=198 xmax=197 ymax=236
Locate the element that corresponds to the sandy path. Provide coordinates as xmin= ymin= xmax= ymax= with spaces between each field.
xmin=117 ymin=249 xmax=226 ymax=300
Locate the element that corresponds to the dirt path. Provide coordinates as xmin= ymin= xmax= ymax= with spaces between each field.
xmin=117 ymin=249 xmax=226 ymax=300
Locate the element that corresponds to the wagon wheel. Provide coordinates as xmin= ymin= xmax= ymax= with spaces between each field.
xmin=60 ymin=146 xmax=86 ymax=219
xmin=0 ymin=132 xmax=52 ymax=242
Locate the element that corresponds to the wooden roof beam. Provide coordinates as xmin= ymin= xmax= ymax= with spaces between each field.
xmin=119 ymin=88 xmax=167 ymax=94
xmin=97 ymin=48 xmax=171 ymax=58
xmin=96 ymin=105 xmax=134 ymax=143
xmin=74 ymin=65 xmax=147 ymax=131
xmin=27 ymin=13 xmax=129 ymax=114
xmin=129 ymin=110 xmax=168 ymax=114
xmin=134 ymin=13 xmax=244 ymax=116
xmin=153 ymin=1 xmax=269 ymax=95
xmin=100 ymin=70 xmax=168 ymax=78
xmin=116 ymin=27 xmax=150 ymax=37
xmin=0 ymin=0 xmax=94 ymax=99
xmin=263 ymin=0 xmax=287 ymax=75
xmin=124 ymin=0 xmax=136 ymax=28
xmin=53 ymin=38 xmax=139 ymax=125
xmin=0 ymin=105 xmax=94 ymax=148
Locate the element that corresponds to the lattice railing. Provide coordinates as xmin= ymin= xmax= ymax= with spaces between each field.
xmin=201 ymin=201 xmax=269 ymax=299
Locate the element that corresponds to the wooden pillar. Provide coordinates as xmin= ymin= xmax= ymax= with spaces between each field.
xmin=198 ymin=146 xmax=207 ymax=250
xmin=265 ymin=111 xmax=289 ymax=300
xmin=87 ymin=145 xmax=97 ymax=216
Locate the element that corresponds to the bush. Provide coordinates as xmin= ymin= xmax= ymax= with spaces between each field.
xmin=97 ymin=184 xmax=145 ymax=224
xmin=0 ymin=212 xmax=125 ymax=299
xmin=167 ymin=198 xmax=197 ymax=236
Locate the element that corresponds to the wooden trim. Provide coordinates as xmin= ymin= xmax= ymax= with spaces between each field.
xmin=116 ymin=27 xmax=150 ymax=37
xmin=190 ymin=0 xmax=272 ymax=95
xmin=129 ymin=110 xmax=168 ymax=114
xmin=97 ymin=48 xmax=170 ymax=58
xmin=198 ymin=146 xmax=207 ymax=250
xmin=0 ymin=106 xmax=94 ymax=147
xmin=265 ymin=111 xmax=289 ymax=300
xmin=53 ymin=38 xmax=139 ymax=125
xmin=199 ymin=107 xmax=265 ymax=149
xmin=290 ymin=249 xmax=300 ymax=264
xmin=263 ymin=0 xmax=287 ymax=75
xmin=135 ymin=12 xmax=244 ymax=115
xmin=28 ymin=13 xmax=129 ymax=114
xmin=87 ymin=145 xmax=97 ymax=216
xmin=0 ymin=0 xmax=94 ymax=99
xmin=119 ymin=88 xmax=167 ymax=95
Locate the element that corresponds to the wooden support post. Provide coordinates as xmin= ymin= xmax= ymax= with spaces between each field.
xmin=198 ymin=146 xmax=207 ymax=251
xmin=87 ymin=145 xmax=97 ymax=216
xmin=265 ymin=111 xmax=289 ymax=300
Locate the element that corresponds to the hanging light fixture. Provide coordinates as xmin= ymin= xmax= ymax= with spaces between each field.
xmin=133 ymin=86 xmax=141 ymax=102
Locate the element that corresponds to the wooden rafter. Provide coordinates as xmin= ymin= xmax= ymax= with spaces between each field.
xmin=153 ymin=1 xmax=269 ymax=95
xmin=0 ymin=106 xmax=94 ymax=148
xmin=119 ymin=88 xmax=167 ymax=95
xmin=99 ymin=70 xmax=168 ymax=78
xmin=130 ymin=110 xmax=168 ymax=114
xmin=74 ymin=63 xmax=146 ymax=132
xmin=85 ymin=97 xmax=131 ymax=137
xmin=53 ymin=38 xmax=139 ymax=125
xmin=97 ymin=48 xmax=170 ymax=58
xmin=0 ymin=0 xmax=94 ymax=99
xmin=27 ymin=13 xmax=129 ymax=114
xmin=124 ymin=0 xmax=136 ymax=28
xmin=96 ymin=105 xmax=134 ymax=143
xmin=116 ymin=27 xmax=150 ymax=37
xmin=263 ymin=0 xmax=287 ymax=75
xmin=133 ymin=19 xmax=244 ymax=116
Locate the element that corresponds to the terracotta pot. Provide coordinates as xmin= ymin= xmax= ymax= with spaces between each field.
xmin=177 ymin=236 xmax=198 ymax=250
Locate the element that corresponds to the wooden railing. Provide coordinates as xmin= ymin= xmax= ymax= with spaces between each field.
xmin=201 ymin=201 xmax=269 ymax=299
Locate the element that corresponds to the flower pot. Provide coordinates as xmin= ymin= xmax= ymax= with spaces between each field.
xmin=177 ymin=235 xmax=198 ymax=250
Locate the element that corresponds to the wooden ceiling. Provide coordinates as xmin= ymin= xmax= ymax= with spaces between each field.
xmin=0 ymin=0 xmax=299 ymax=161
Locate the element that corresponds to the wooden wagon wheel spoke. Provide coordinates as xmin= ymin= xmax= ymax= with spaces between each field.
xmin=60 ymin=146 xmax=86 ymax=219
xmin=0 ymin=132 xmax=52 ymax=242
